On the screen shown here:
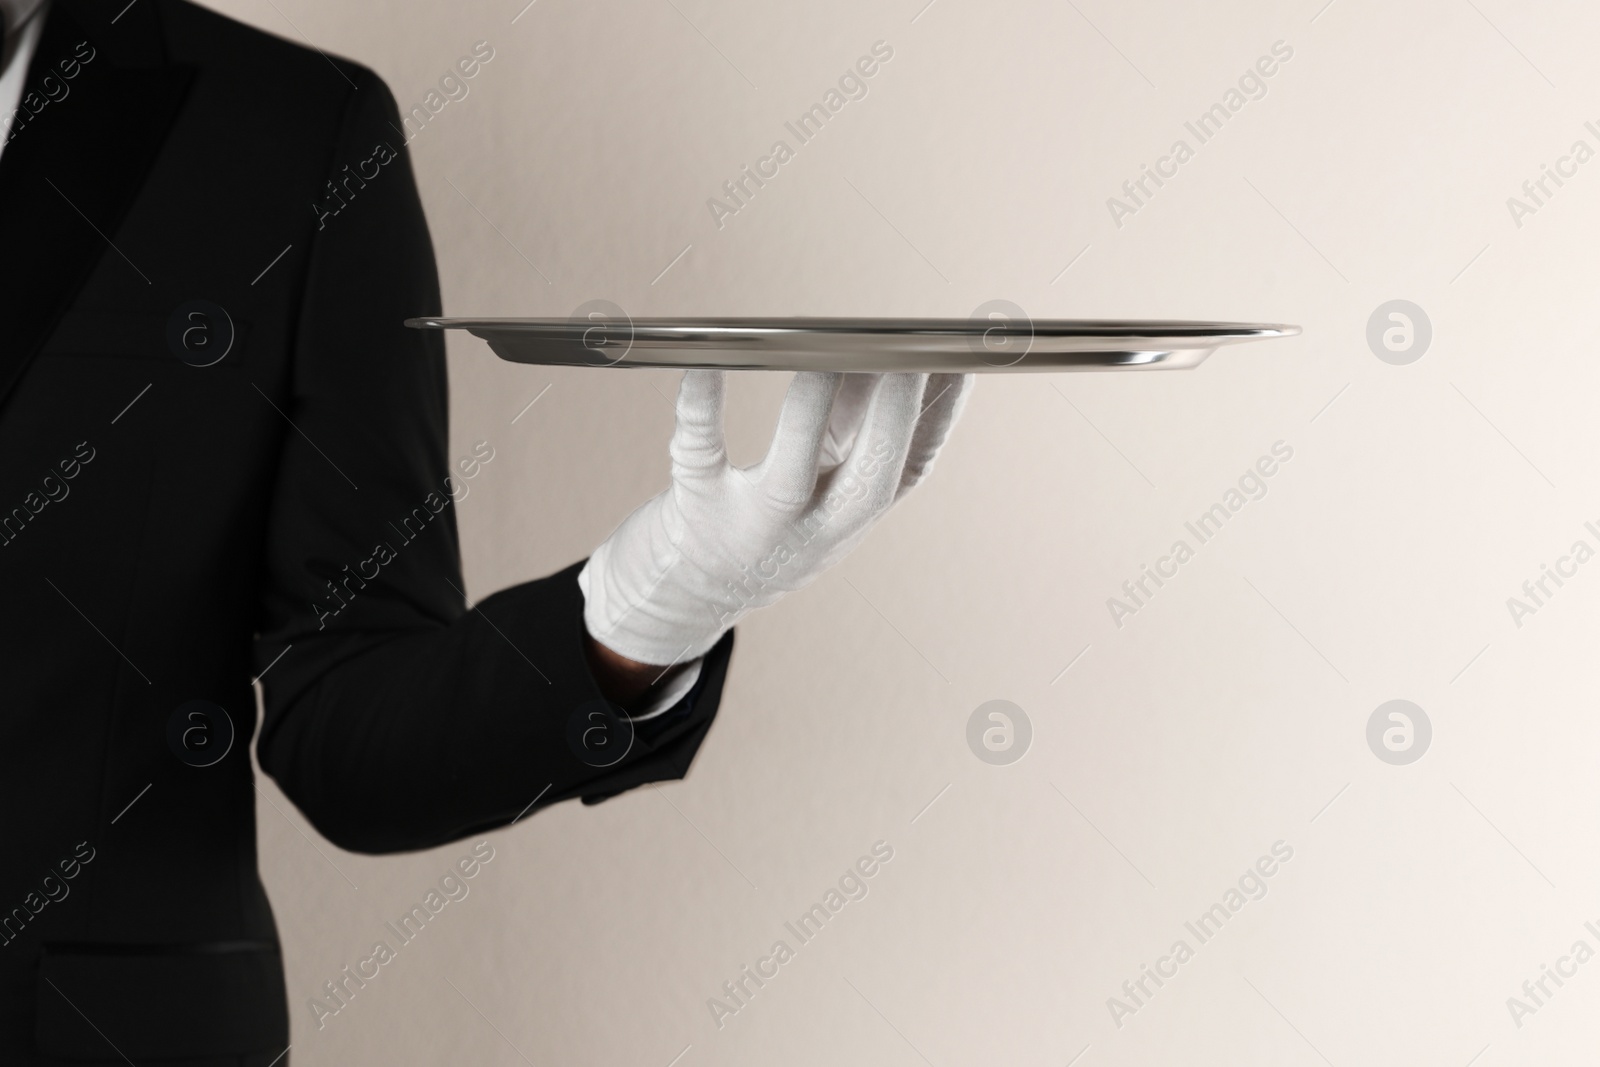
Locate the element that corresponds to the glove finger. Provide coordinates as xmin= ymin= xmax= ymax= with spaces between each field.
xmin=828 ymin=373 xmax=927 ymax=510
xmin=895 ymin=373 xmax=974 ymax=501
xmin=818 ymin=372 xmax=882 ymax=469
xmin=755 ymin=371 xmax=843 ymax=505
xmin=669 ymin=370 xmax=727 ymax=477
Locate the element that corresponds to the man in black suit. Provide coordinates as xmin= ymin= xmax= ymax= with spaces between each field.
xmin=0 ymin=2 xmax=970 ymax=1063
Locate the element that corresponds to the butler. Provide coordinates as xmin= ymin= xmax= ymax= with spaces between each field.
xmin=0 ymin=2 xmax=970 ymax=1063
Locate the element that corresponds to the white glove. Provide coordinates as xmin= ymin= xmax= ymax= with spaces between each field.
xmin=577 ymin=370 xmax=974 ymax=665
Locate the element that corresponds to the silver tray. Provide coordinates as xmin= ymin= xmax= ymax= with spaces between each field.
xmin=405 ymin=316 xmax=1300 ymax=372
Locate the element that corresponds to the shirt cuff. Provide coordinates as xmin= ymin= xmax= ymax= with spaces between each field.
xmin=625 ymin=659 xmax=703 ymax=722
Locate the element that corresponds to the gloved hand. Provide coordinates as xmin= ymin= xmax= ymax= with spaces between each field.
xmin=577 ymin=370 xmax=974 ymax=666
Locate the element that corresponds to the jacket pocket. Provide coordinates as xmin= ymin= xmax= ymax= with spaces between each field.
xmin=35 ymin=941 xmax=287 ymax=1060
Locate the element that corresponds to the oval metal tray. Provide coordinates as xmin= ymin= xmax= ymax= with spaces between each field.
xmin=406 ymin=317 xmax=1300 ymax=372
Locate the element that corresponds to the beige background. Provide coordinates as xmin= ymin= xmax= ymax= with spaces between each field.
xmin=218 ymin=0 xmax=1600 ymax=1062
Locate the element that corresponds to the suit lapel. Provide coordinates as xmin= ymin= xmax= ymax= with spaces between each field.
xmin=0 ymin=0 xmax=193 ymax=413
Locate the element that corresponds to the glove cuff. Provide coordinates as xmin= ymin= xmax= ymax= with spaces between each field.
xmin=578 ymin=552 xmax=733 ymax=667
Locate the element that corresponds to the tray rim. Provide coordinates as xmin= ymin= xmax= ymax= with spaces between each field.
xmin=405 ymin=317 xmax=1301 ymax=372
xmin=407 ymin=316 xmax=1302 ymax=342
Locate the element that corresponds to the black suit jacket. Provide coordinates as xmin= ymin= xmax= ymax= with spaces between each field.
xmin=0 ymin=3 xmax=732 ymax=1063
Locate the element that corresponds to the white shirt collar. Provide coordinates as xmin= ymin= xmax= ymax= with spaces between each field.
xmin=0 ymin=0 xmax=45 ymax=34
xmin=0 ymin=0 xmax=47 ymax=155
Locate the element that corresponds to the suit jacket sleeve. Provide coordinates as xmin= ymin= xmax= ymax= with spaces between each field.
xmin=251 ymin=65 xmax=732 ymax=855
